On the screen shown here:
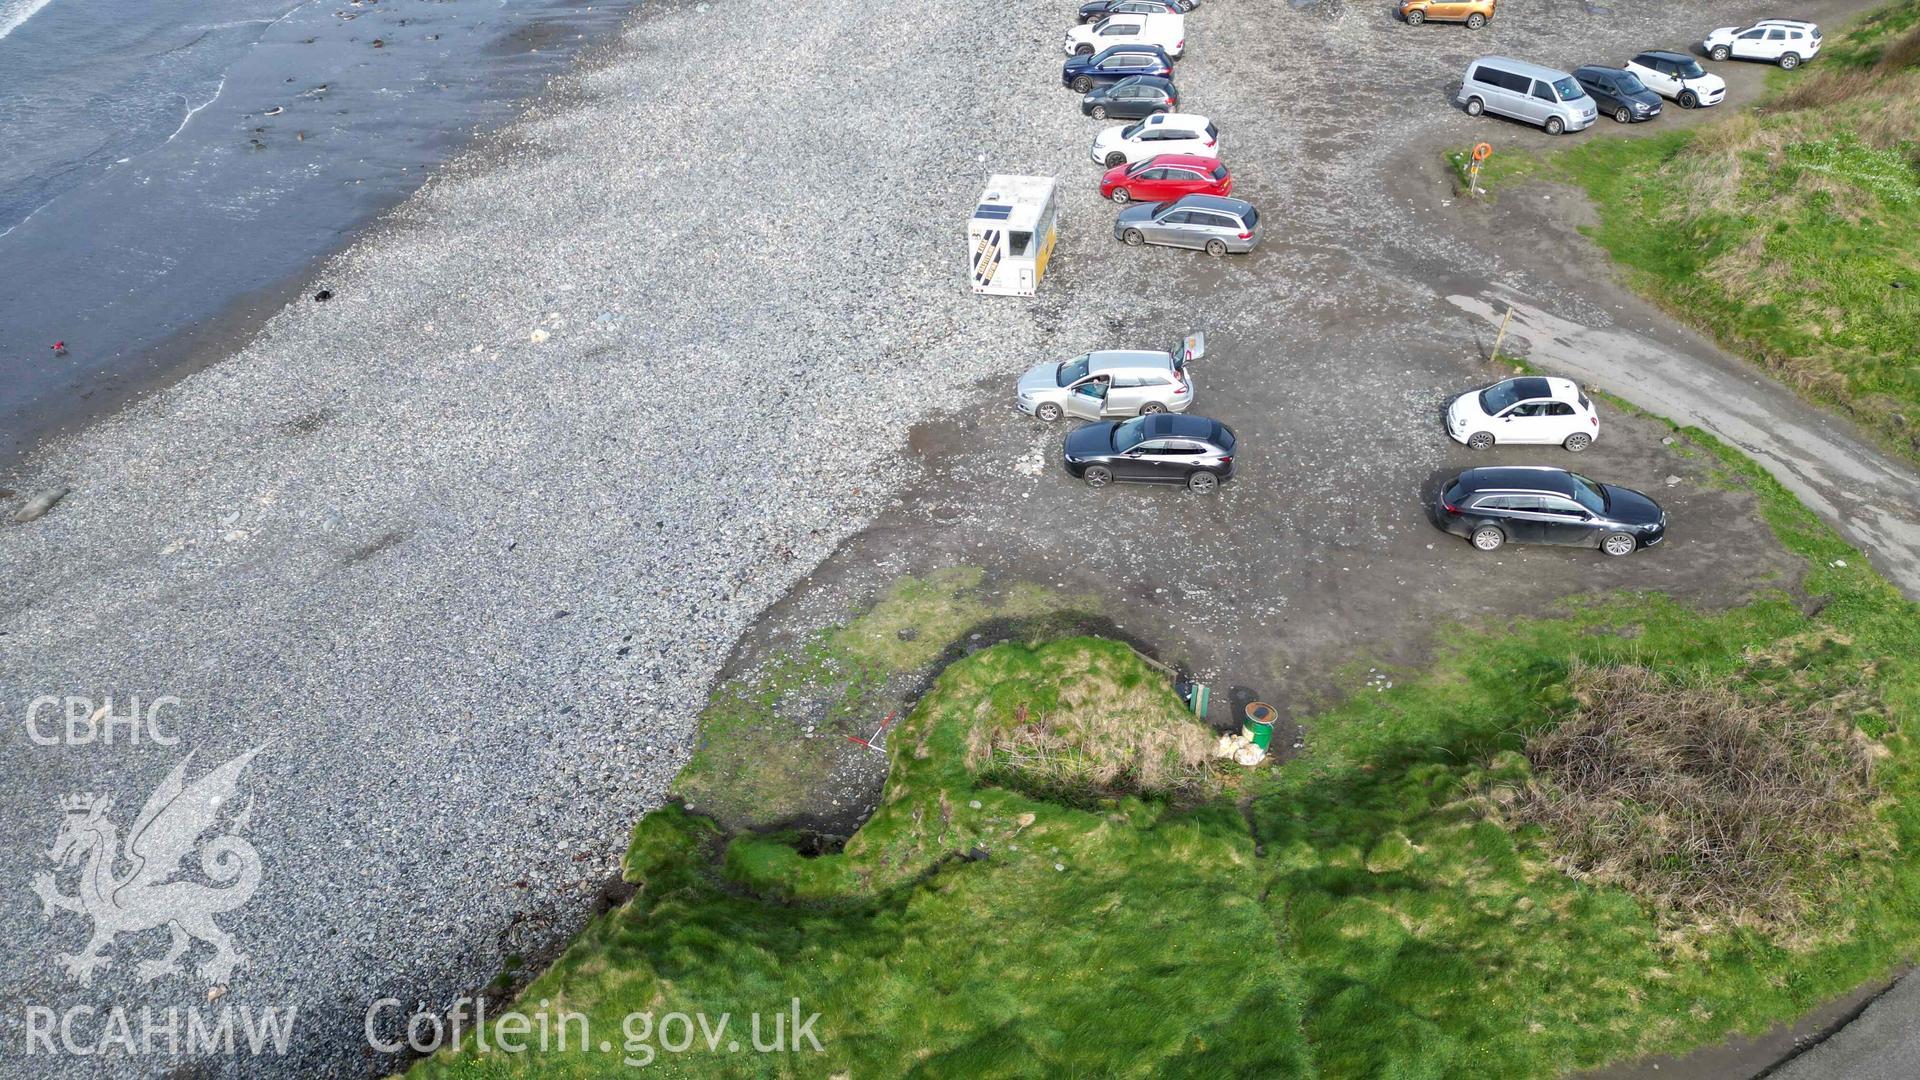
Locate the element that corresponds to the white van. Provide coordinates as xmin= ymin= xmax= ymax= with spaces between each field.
xmin=1456 ymin=56 xmax=1598 ymax=134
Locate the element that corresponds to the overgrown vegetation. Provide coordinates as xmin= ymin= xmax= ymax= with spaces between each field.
xmin=1550 ymin=3 xmax=1920 ymax=460
xmin=1502 ymin=660 xmax=1888 ymax=930
xmin=412 ymin=426 xmax=1919 ymax=1078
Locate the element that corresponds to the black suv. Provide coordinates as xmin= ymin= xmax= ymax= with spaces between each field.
xmin=1436 ymin=467 xmax=1666 ymax=557
xmin=1574 ymin=65 xmax=1663 ymax=124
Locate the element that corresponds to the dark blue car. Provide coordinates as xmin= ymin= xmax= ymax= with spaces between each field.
xmin=1063 ymin=44 xmax=1174 ymax=94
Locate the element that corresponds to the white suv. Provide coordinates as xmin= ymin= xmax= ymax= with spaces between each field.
xmin=1625 ymin=50 xmax=1727 ymax=109
xmin=1704 ymin=20 xmax=1821 ymax=68
xmin=1065 ymin=13 xmax=1185 ymax=59
xmin=1091 ymin=112 xmax=1217 ymax=168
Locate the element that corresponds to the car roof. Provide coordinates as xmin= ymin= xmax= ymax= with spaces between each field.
xmin=1168 ymin=193 xmax=1252 ymax=214
xmin=1146 ymin=111 xmax=1210 ymax=126
xmin=1093 ymin=42 xmax=1170 ymax=60
xmin=1753 ymin=18 xmax=1817 ymax=29
xmin=1468 ymin=55 xmax=1576 ymax=82
xmin=1141 ymin=153 xmax=1217 ymax=169
xmin=1494 ymin=375 xmax=1582 ymax=403
xmin=1640 ymin=50 xmax=1694 ymax=62
xmin=1453 ymin=467 xmax=1577 ymax=497
xmin=1088 ymin=349 xmax=1173 ymax=372
xmin=1574 ymin=65 xmax=1628 ymax=78
xmin=1138 ymin=413 xmax=1218 ymax=441
xmin=1111 ymin=74 xmax=1175 ymax=89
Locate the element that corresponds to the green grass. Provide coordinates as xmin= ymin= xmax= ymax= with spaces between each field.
xmin=1535 ymin=1 xmax=1920 ymax=461
xmin=411 ymin=430 xmax=1919 ymax=1079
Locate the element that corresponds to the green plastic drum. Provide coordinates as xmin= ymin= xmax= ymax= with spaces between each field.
xmin=1243 ymin=702 xmax=1277 ymax=750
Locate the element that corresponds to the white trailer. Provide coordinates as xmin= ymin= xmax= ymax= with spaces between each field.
xmin=968 ymin=175 xmax=1059 ymax=297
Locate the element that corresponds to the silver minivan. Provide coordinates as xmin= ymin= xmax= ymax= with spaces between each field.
xmin=1457 ymin=56 xmax=1598 ymax=134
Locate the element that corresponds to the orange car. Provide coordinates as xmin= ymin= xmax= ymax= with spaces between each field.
xmin=1401 ymin=0 xmax=1494 ymax=28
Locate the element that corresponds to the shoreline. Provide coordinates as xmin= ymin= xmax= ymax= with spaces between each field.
xmin=0 ymin=0 xmax=639 ymax=477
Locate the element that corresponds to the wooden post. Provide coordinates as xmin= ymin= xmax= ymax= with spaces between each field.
xmin=1490 ymin=304 xmax=1514 ymax=363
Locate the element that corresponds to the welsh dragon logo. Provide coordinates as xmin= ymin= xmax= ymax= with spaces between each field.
xmin=31 ymin=747 xmax=267 ymax=987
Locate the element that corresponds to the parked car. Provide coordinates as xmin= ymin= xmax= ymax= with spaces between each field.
xmin=1114 ymin=193 xmax=1257 ymax=256
xmin=1062 ymin=44 xmax=1175 ymax=93
xmin=1445 ymin=375 xmax=1599 ymax=451
xmin=1437 ymin=467 xmax=1666 ymax=556
xmin=1015 ymin=334 xmax=1204 ymax=421
xmin=1080 ymin=0 xmax=1192 ymax=20
xmin=1456 ymin=56 xmax=1597 ymax=134
xmin=1573 ymin=65 xmax=1663 ymax=123
xmin=1080 ymin=74 xmax=1178 ymax=120
xmin=1091 ymin=112 xmax=1217 ymax=167
xmin=1064 ymin=413 xmax=1236 ymax=493
xmin=1400 ymin=0 xmax=1495 ymax=29
xmin=1065 ymin=13 xmax=1184 ymax=59
xmin=1704 ymin=20 xmax=1821 ymax=68
xmin=1100 ymin=154 xmax=1230 ymax=204
xmin=1625 ymin=51 xmax=1726 ymax=108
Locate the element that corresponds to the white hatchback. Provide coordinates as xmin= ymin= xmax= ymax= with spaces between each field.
xmin=1065 ymin=13 xmax=1185 ymax=59
xmin=1704 ymin=20 xmax=1821 ymax=68
xmin=1625 ymin=50 xmax=1727 ymax=109
xmin=1090 ymin=112 xmax=1217 ymax=168
xmin=1446 ymin=375 xmax=1600 ymax=452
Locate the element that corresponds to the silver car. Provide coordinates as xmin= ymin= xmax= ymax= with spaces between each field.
xmin=1015 ymin=333 xmax=1205 ymax=422
xmin=1113 ymin=194 xmax=1258 ymax=256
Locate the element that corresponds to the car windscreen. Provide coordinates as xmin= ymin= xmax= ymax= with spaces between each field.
xmin=1675 ymin=58 xmax=1706 ymax=78
xmin=1121 ymin=120 xmax=1144 ymax=139
xmin=1058 ymin=355 xmax=1091 ymax=386
xmin=1553 ymin=77 xmax=1584 ymax=101
xmin=1112 ymin=416 xmax=1148 ymax=451
xmin=1614 ymin=72 xmax=1647 ymax=94
xmin=1477 ymin=381 xmax=1525 ymax=414
xmin=1569 ymin=472 xmax=1609 ymax=514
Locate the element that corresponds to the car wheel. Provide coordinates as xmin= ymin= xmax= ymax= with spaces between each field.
xmin=1072 ymin=76 xmax=1094 ymax=93
xmin=1036 ymin=402 xmax=1063 ymax=422
xmin=1187 ymin=471 xmax=1218 ymax=494
xmin=1471 ymin=526 xmax=1505 ymax=552
xmin=1091 ymin=104 xmax=1108 ymax=120
xmin=1563 ymin=432 xmax=1592 ymax=452
xmin=1405 ymin=9 xmax=1424 ymax=24
xmin=1139 ymin=401 xmax=1166 ymax=416
xmin=1467 ymin=431 xmax=1495 ymax=451
xmin=1111 ymin=187 xmax=1131 ymax=204
xmin=1679 ymin=90 xmax=1698 ymax=109
xmin=1465 ymin=96 xmax=1485 ymax=117
xmin=1465 ymin=12 xmax=1485 ymax=28
xmin=1075 ymin=45 xmax=1094 ymax=56
xmin=1601 ymin=532 xmax=1637 ymax=557
xmin=1205 ymin=239 xmax=1228 ymax=257
xmin=1083 ymin=465 xmax=1114 ymax=489
xmin=1614 ymin=106 xmax=1631 ymax=124
xmin=1780 ymin=52 xmax=1800 ymax=69
xmin=1545 ymin=115 xmax=1565 ymax=135
xmin=1710 ymin=45 xmax=1730 ymax=61
xmin=1104 ymin=151 xmax=1128 ymax=167
xmin=1152 ymin=106 xmax=1168 ymax=115
xmin=1122 ymin=228 xmax=1145 ymax=246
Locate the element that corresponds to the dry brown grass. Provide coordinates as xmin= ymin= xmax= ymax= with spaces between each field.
xmin=1501 ymin=664 xmax=1887 ymax=931
xmin=964 ymin=665 xmax=1220 ymax=804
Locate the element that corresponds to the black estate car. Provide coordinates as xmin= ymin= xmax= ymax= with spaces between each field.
xmin=1063 ymin=413 xmax=1235 ymax=493
xmin=1080 ymin=75 xmax=1179 ymax=120
xmin=1573 ymin=65 xmax=1663 ymax=123
xmin=1062 ymin=44 xmax=1174 ymax=94
xmin=1079 ymin=0 xmax=1194 ymax=20
xmin=1436 ymin=466 xmax=1666 ymax=556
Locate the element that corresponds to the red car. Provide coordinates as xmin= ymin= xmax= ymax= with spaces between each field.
xmin=1099 ymin=154 xmax=1233 ymax=205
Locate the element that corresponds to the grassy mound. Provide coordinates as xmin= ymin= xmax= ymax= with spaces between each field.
xmin=1553 ymin=1 xmax=1920 ymax=459
xmin=412 ymin=438 xmax=1919 ymax=1079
